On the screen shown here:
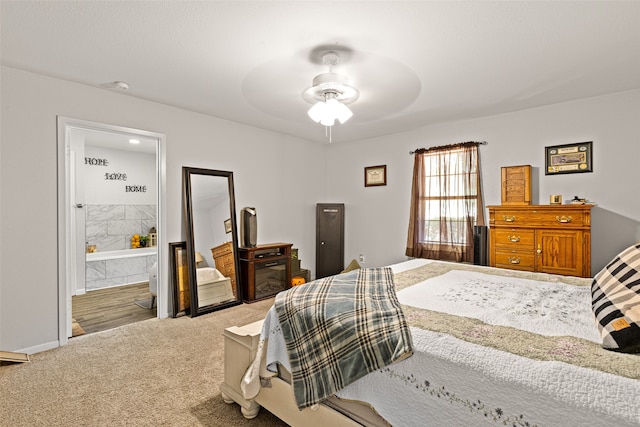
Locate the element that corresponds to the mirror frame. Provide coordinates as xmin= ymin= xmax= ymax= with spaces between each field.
xmin=182 ymin=167 xmax=243 ymax=316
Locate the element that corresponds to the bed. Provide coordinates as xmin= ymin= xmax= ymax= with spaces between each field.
xmin=220 ymin=258 xmax=640 ymax=427
xmin=196 ymin=267 xmax=234 ymax=307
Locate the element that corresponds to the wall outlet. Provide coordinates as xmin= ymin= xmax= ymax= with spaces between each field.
xmin=359 ymin=253 xmax=365 ymax=263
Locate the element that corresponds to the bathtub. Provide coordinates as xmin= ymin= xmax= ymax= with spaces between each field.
xmin=86 ymin=246 xmax=157 ymax=261
xmin=85 ymin=247 xmax=158 ymax=291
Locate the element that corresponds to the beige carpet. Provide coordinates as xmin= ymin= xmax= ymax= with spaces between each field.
xmin=0 ymin=298 xmax=288 ymax=427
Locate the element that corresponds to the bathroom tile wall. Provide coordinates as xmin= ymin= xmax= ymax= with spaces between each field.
xmin=86 ymin=254 xmax=157 ymax=291
xmin=84 ymin=203 xmax=157 ymax=290
xmin=86 ymin=204 xmax=157 ymax=251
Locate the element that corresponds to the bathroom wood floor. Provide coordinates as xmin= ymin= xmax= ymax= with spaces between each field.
xmin=72 ymin=282 xmax=156 ymax=336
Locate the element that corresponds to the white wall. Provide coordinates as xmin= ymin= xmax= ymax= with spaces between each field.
xmin=0 ymin=66 xmax=325 ymax=353
xmin=3 ymin=63 xmax=638 ymax=353
xmin=326 ymin=89 xmax=640 ymax=272
xmin=84 ymin=146 xmax=156 ymax=205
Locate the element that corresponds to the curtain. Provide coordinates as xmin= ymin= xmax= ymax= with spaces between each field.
xmin=405 ymin=141 xmax=485 ymax=262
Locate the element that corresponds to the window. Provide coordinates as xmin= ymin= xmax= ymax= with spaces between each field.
xmin=405 ymin=142 xmax=485 ymax=262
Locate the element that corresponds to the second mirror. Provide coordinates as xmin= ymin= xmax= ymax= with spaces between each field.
xmin=182 ymin=167 xmax=242 ymax=316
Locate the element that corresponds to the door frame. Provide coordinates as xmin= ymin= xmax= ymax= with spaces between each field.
xmin=56 ymin=117 xmax=167 ymax=346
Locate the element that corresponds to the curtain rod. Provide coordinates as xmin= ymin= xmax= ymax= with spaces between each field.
xmin=409 ymin=140 xmax=487 ymax=155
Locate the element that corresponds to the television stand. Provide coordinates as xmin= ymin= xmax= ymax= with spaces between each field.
xmin=238 ymin=243 xmax=292 ymax=302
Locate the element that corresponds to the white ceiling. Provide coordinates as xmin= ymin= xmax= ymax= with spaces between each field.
xmin=82 ymin=128 xmax=158 ymax=153
xmin=2 ymin=1 xmax=640 ymax=144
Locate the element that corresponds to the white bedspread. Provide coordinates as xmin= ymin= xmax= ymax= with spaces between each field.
xmin=250 ymin=260 xmax=640 ymax=426
xmin=336 ymin=327 xmax=640 ymax=427
xmin=397 ymin=269 xmax=601 ymax=342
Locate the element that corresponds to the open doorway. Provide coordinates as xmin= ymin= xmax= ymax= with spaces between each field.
xmin=57 ymin=118 xmax=166 ymax=344
xmin=71 ymin=282 xmax=156 ymax=336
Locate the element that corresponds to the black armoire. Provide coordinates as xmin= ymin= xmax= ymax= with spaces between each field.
xmin=316 ymin=203 xmax=345 ymax=279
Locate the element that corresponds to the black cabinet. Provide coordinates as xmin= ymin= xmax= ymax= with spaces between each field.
xmin=316 ymin=203 xmax=344 ymax=279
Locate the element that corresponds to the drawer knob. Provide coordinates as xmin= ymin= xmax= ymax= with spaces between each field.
xmin=536 ymin=244 xmax=542 ymax=256
xmin=556 ymin=215 xmax=572 ymax=223
xmin=503 ymin=215 xmax=516 ymax=222
xmin=508 ymin=256 xmax=521 ymax=264
xmin=507 ymin=235 xmax=520 ymax=243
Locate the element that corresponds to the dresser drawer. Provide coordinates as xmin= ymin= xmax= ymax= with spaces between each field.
xmin=211 ymin=242 xmax=233 ymax=258
xmin=494 ymin=251 xmax=535 ymax=271
xmin=217 ymin=255 xmax=235 ymax=270
xmin=492 ymin=209 xmax=586 ymax=228
xmin=494 ymin=229 xmax=535 ymax=249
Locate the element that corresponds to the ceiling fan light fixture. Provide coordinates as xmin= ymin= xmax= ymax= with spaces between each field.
xmin=307 ymin=100 xmax=327 ymax=123
xmin=303 ymin=73 xmax=359 ymax=105
xmin=320 ymin=115 xmax=336 ymax=127
xmin=333 ymin=99 xmax=353 ymax=124
xmin=302 ymin=51 xmax=359 ymax=138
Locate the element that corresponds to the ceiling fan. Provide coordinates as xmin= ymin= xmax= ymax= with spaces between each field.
xmin=302 ymin=50 xmax=360 ymax=142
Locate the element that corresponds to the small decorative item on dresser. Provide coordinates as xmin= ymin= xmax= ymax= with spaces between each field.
xmin=501 ymin=165 xmax=531 ymax=205
xmin=571 ymin=196 xmax=586 ymax=205
xmin=550 ymin=195 xmax=562 ymax=205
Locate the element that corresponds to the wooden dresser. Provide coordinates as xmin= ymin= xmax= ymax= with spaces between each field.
xmin=211 ymin=241 xmax=237 ymax=296
xmin=488 ymin=204 xmax=593 ymax=277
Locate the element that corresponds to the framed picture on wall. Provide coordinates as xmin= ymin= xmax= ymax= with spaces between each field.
xmin=170 ymin=241 xmax=190 ymax=317
xmin=224 ymin=218 xmax=232 ymax=234
xmin=545 ymin=141 xmax=593 ymax=175
xmin=364 ymin=165 xmax=387 ymax=187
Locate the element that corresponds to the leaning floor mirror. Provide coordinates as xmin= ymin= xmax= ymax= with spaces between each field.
xmin=182 ymin=167 xmax=242 ymax=316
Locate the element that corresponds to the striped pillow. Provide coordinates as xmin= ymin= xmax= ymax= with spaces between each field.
xmin=591 ymin=243 xmax=640 ymax=353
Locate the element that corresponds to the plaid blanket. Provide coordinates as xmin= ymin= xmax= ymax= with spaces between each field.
xmin=275 ymin=267 xmax=413 ymax=409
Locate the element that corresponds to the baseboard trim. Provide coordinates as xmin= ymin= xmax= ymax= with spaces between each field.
xmin=14 ymin=340 xmax=59 ymax=355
